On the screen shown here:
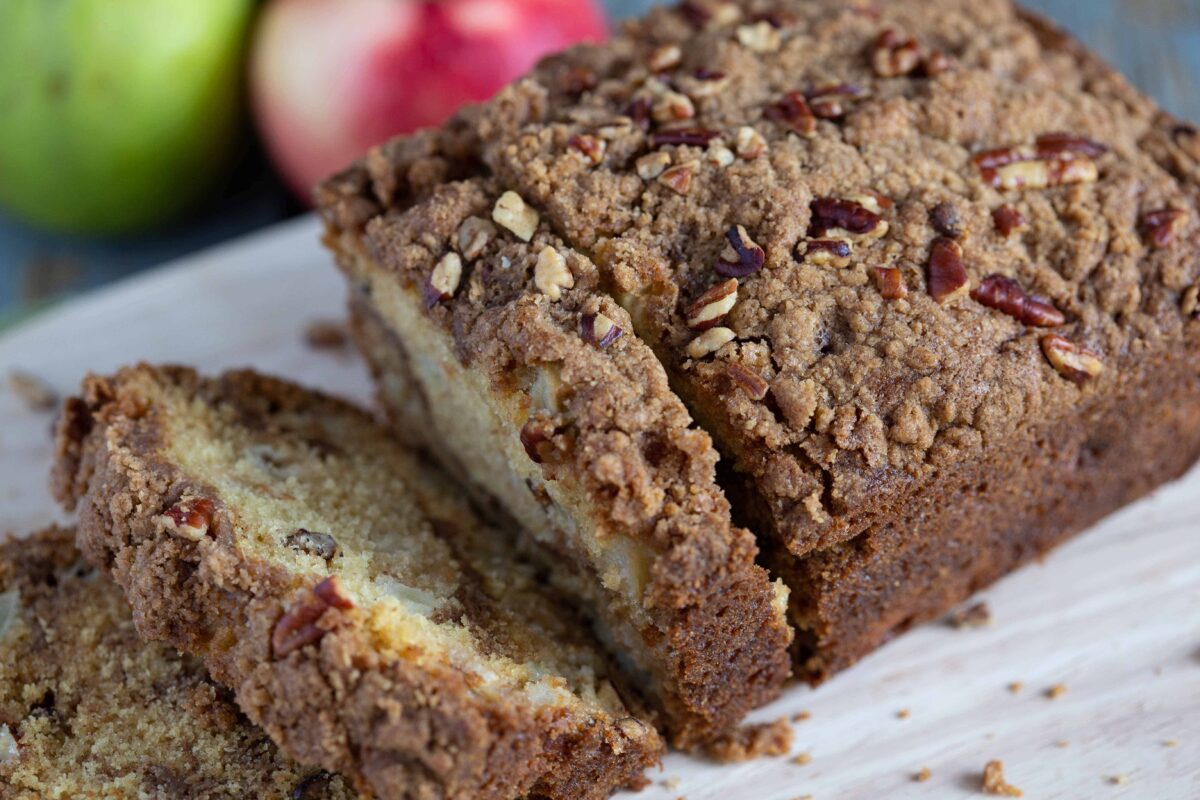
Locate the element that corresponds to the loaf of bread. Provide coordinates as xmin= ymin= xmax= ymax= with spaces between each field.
xmin=0 ymin=526 xmax=360 ymax=800
xmin=51 ymin=365 xmax=662 ymax=799
xmin=319 ymin=0 xmax=1200 ymax=689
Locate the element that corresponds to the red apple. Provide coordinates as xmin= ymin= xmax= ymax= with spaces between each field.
xmin=251 ymin=0 xmax=608 ymax=200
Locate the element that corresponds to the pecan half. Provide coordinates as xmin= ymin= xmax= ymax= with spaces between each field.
xmin=272 ymin=577 xmax=354 ymax=659
xmin=764 ymin=91 xmax=816 ymax=137
xmin=158 ymin=497 xmax=216 ymax=542
xmin=929 ymin=201 xmax=962 ymax=239
xmin=568 ymin=134 xmax=607 ymax=165
xmin=652 ymin=128 xmax=722 ymax=148
xmin=1034 ymin=133 xmax=1108 ymax=160
xmin=727 ymin=362 xmax=769 ymax=400
xmin=926 ymin=237 xmax=969 ymax=303
xmin=687 ymin=326 xmax=736 ymax=359
xmin=992 ymin=205 xmax=1027 ymax=237
xmin=871 ymin=29 xmax=920 ymax=78
xmin=1141 ymin=208 xmax=1188 ymax=248
xmin=801 ymin=239 xmax=853 ymax=268
xmin=425 ymin=252 xmax=463 ymax=307
xmin=534 ymin=246 xmax=575 ymax=301
xmin=686 ymin=278 xmax=739 ymax=330
xmin=872 ymin=266 xmax=907 ymax=299
xmin=1041 ymin=334 xmax=1104 ymax=384
xmin=716 ymin=225 xmax=766 ymax=277
xmin=659 ymin=161 xmax=698 ymax=194
xmin=581 ymin=313 xmax=624 ymax=348
xmin=805 ymin=82 xmax=865 ymax=119
xmin=971 ymin=275 xmax=1065 ymax=327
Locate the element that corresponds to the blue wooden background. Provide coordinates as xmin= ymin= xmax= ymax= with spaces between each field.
xmin=1 ymin=0 xmax=1198 ymax=322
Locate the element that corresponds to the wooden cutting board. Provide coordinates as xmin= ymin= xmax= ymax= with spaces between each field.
xmin=1 ymin=216 xmax=1196 ymax=799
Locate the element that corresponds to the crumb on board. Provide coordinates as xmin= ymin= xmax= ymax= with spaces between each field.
xmin=702 ymin=718 xmax=793 ymax=763
xmin=1109 ymin=774 xmax=1129 ymax=786
xmin=8 ymin=369 xmax=57 ymax=411
xmin=661 ymin=777 xmax=680 ymax=790
xmin=1007 ymin=681 xmax=1024 ymax=694
xmin=1164 ymin=739 xmax=1178 ymax=748
xmin=791 ymin=710 xmax=812 ymax=723
xmin=949 ymin=601 xmax=993 ymax=629
xmin=304 ymin=319 xmax=350 ymax=350
xmin=1045 ymin=683 xmax=1068 ymax=700
xmin=791 ymin=752 xmax=812 ymax=766
xmin=896 ymin=708 xmax=911 ymax=719
xmin=982 ymin=760 xmax=1024 ymax=797
xmin=1056 ymin=740 xmax=1070 ymax=748
xmin=914 ymin=767 xmax=932 ymax=782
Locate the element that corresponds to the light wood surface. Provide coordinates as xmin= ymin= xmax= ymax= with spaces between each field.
xmin=0 ymin=217 xmax=1196 ymax=799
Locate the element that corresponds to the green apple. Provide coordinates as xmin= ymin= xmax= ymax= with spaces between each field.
xmin=0 ymin=0 xmax=255 ymax=234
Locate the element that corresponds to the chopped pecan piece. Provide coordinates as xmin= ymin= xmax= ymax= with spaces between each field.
xmin=926 ymin=237 xmax=969 ymax=303
xmin=687 ymin=326 xmax=736 ymax=359
xmin=680 ymin=0 xmax=741 ymax=29
xmin=1041 ymin=334 xmax=1104 ymax=384
xmin=457 ymin=216 xmax=496 ymax=259
xmin=559 ymin=66 xmax=597 ymax=97
xmin=802 ymin=239 xmax=853 ymax=268
xmin=737 ymin=20 xmax=781 ymax=53
xmin=659 ymin=161 xmax=698 ymax=194
xmin=158 ymin=497 xmax=216 ymax=542
xmin=971 ymin=275 xmax=1065 ymax=327
xmin=871 ymin=29 xmax=920 ymax=77
xmin=1181 ymin=284 xmax=1199 ymax=318
xmin=872 ymin=266 xmax=907 ymax=299
xmin=425 ymin=252 xmax=463 ymax=307
xmin=727 ymin=362 xmax=769 ymax=400
xmin=492 ymin=191 xmax=539 ymax=241
xmin=735 ymin=126 xmax=768 ymax=160
xmin=806 ymin=82 xmax=866 ymax=118
xmin=636 ymin=151 xmax=672 ymax=180
xmin=929 ymin=201 xmax=962 ymax=239
xmin=272 ymin=577 xmax=354 ymax=659
xmin=285 ymin=529 xmax=340 ymax=563
xmin=992 ymin=205 xmax=1027 ymax=237
xmin=652 ymin=128 xmax=722 ymax=148
xmin=705 ymin=142 xmax=735 ymax=167
xmin=716 ymin=225 xmax=766 ymax=277
xmin=809 ymin=197 xmax=884 ymax=238
xmin=922 ymin=49 xmax=956 ymax=76
xmin=581 ymin=313 xmax=624 ymax=348
xmin=764 ymin=91 xmax=816 ymax=137
xmin=568 ymin=134 xmax=607 ymax=165
xmin=534 ymin=247 xmax=575 ymax=301
xmin=990 ymin=158 xmax=1098 ymax=191
xmin=1141 ymin=208 xmax=1188 ymax=248
xmin=625 ymin=96 xmax=654 ymax=130
xmin=651 ymin=88 xmax=696 ymax=124
xmin=647 ymin=43 xmax=683 ymax=72
xmin=686 ymin=278 xmax=739 ymax=330
xmin=520 ymin=417 xmax=556 ymax=464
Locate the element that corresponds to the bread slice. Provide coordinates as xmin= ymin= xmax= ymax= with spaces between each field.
xmin=0 ymin=526 xmax=359 ymax=800
xmin=320 ymin=164 xmax=792 ymax=748
xmin=51 ymin=365 xmax=662 ymax=800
